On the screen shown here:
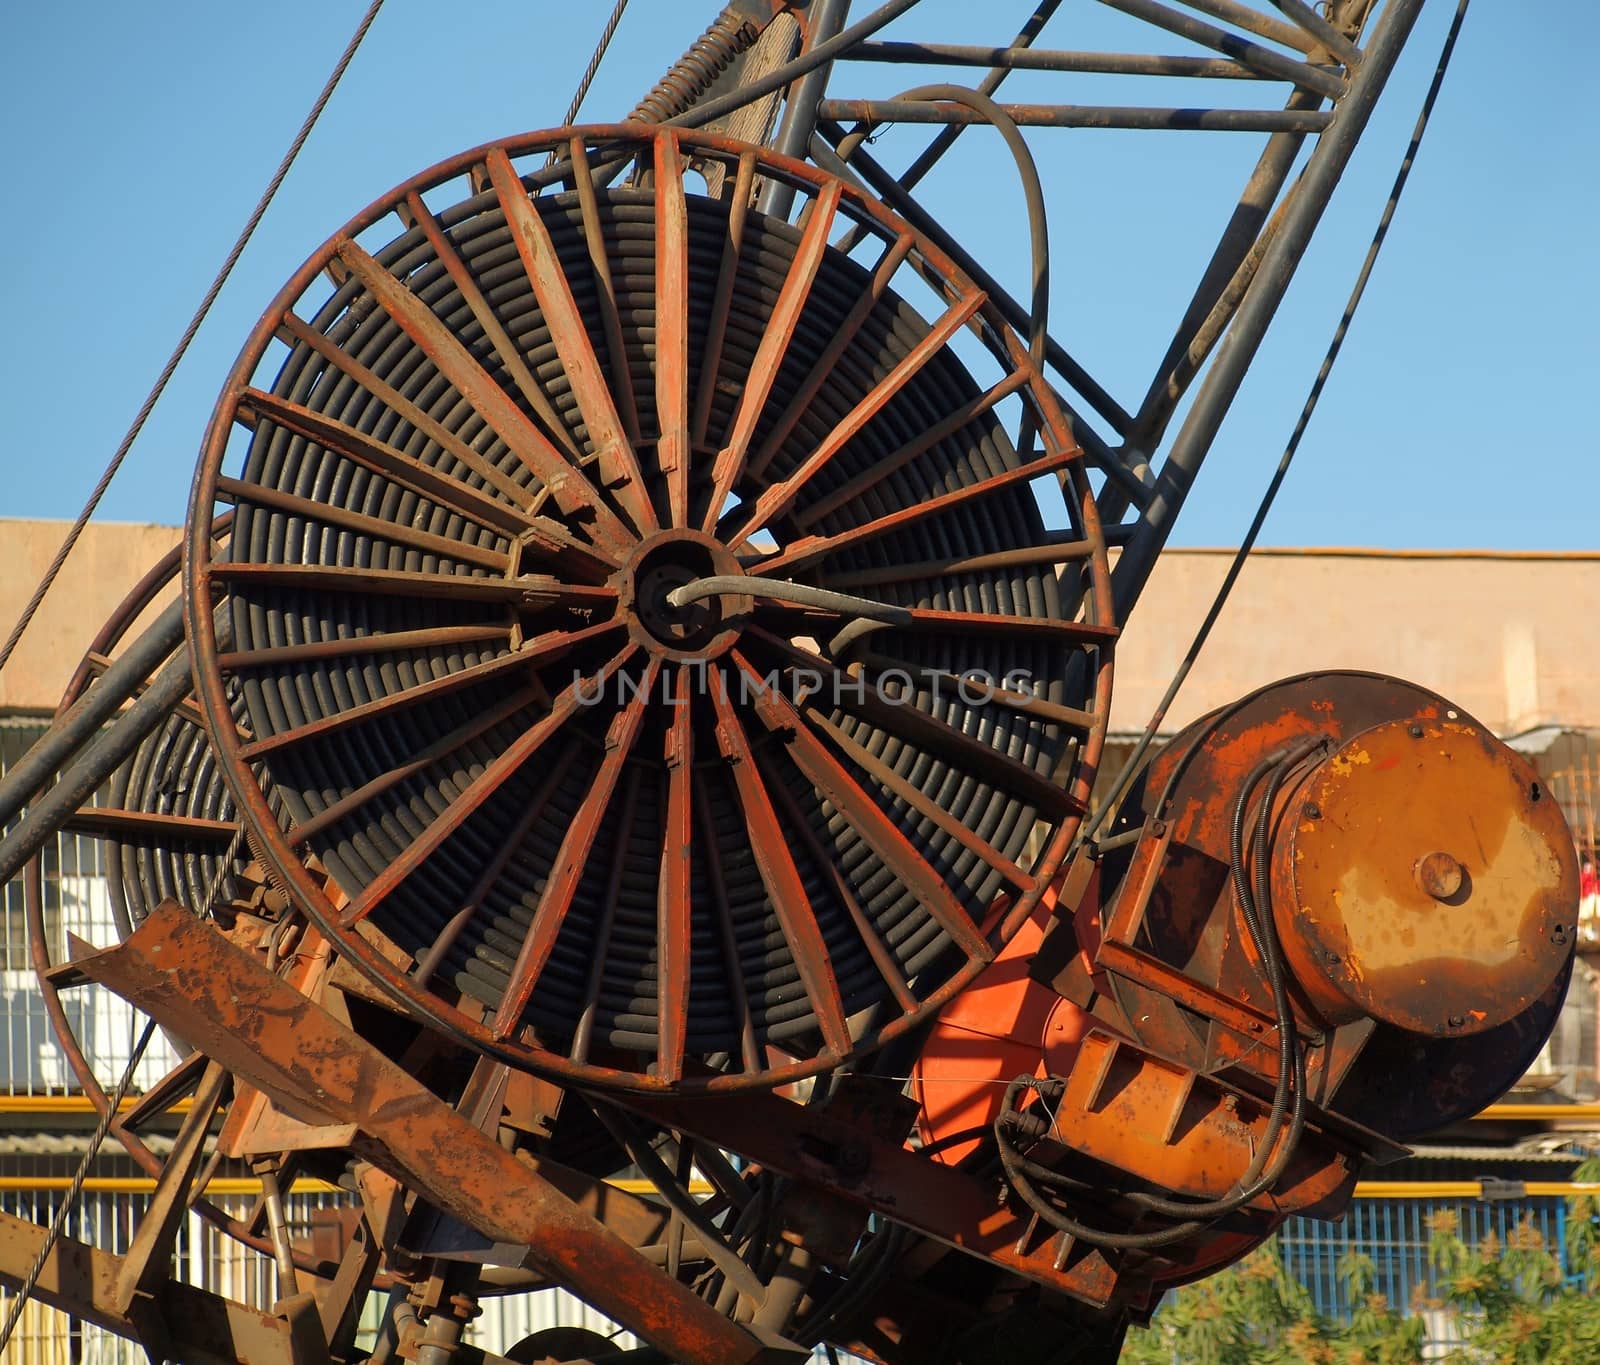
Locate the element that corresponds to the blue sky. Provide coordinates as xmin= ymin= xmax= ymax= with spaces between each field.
xmin=1 ymin=1 xmax=1593 ymax=549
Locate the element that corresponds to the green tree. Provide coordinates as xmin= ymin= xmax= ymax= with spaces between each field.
xmin=1121 ymin=1162 xmax=1600 ymax=1365
xmin=1425 ymin=1158 xmax=1600 ymax=1365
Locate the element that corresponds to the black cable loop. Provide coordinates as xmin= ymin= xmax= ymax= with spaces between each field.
xmin=991 ymin=738 xmax=1323 ymax=1238
xmin=881 ymin=85 xmax=1051 ymax=367
xmin=1121 ymin=736 xmax=1323 ymax=1219
xmin=993 ymin=1076 xmax=1209 ymax=1249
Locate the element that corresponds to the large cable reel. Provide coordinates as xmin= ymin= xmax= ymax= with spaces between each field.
xmin=184 ymin=125 xmax=1114 ymax=1092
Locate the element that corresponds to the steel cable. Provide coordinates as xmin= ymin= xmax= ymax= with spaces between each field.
xmin=0 ymin=0 xmax=387 ymax=678
xmin=560 ymin=0 xmax=631 ymax=128
xmin=1083 ymin=0 xmax=1474 ymax=848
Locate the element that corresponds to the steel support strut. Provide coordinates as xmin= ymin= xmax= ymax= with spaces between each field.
xmin=1110 ymin=0 xmax=1426 ymax=621
xmin=759 ymin=0 xmax=852 ymax=219
xmin=0 ymin=611 xmax=231 ymax=887
xmin=0 ymin=598 xmax=185 ymax=830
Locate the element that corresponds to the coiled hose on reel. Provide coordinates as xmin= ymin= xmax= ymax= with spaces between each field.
xmin=183 ymin=126 xmax=1115 ymax=1090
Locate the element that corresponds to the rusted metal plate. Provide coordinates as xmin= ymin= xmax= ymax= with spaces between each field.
xmin=1274 ymin=716 xmax=1577 ymax=1036
xmin=1036 ymin=1030 xmax=1356 ymax=1214
xmin=1054 ymin=671 xmax=1580 ymax=1144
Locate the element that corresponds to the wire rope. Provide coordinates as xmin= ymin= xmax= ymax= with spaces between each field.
xmin=0 ymin=0 xmax=388 ymax=677
xmin=560 ymin=0 xmax=630 ymax=128
xmin=1084 ymin=0 xmax=1474 ymax=846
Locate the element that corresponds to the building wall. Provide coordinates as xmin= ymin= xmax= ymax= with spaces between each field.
xmin=0 ymin=520 xmax=180 ymax=714
xmin=1110 ymin=548 xmax=1600 ymax=739
xmin=5 ymin=523 xmax=1594 ymax=733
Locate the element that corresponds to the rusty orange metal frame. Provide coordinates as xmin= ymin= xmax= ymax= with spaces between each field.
xmin=63 ymin=901 xmax=799 ymax=1365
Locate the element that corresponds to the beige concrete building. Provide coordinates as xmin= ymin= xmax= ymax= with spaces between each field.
xmin=0 ymin=519 xmax=181 ymax=714
xmin=1110 ymin=546 xmax=1600 ymax=741
xmin=5 ymin=523 xmax=1593 ymax=733
xmin=0 ymin=524 xmax=1596 ymax=1073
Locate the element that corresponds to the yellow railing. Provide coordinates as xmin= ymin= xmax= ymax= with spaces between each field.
xmin=1353 ymin=1181 xmax=1600 ymax=1199
xmin=0 ymin=1174 xmax=1593 ymax=1201
xmin=0 ymin=1095 xmax=193 ymax=1115
xmin=0 ymin=1175 xmax=698 ymax=1196
xmin=1471 ymin=1103 xmax=1600 ymax=1120
xmin=7 ymin=1098 xmax=1595 ymax=1119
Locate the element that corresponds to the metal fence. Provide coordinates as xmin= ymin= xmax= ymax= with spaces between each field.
xmin=0 ymin=1180 xmax=873 ymax=1362
xmin=0 ymin=1183 xmax=357 ymax=1365
xmin=1 ymin=719 xmax=187 ymax=1098
xmin=0 ymin=1177 xmax=659 ymax=1363
xmin=1277 ymin=1194 xmax=1581 ymax=1357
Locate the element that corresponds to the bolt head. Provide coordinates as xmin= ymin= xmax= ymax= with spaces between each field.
xmin=1415 ymin=851 xmax=1465 ymax=900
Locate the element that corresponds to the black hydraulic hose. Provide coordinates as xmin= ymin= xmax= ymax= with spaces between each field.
xmin=993 ymin=1077 xmax=1207 ymax=1249
xmin=796 ymin=1221 xmax=906 ymax=1346
xmin=226 ymin=173 xmax=1082 ymax=1058
xmin=851 ymin=83 xmax=1050 ymax=366
xmin=1239 ymin=742 xmax=1316 ymax=1187
xmin=1121 ymin=739 xmax=1318 ymax=1219
xmin=831 ymin=0 xmax=1063 ymax=258
xmin=993 ymin=739 xmax=1322 ymax=1238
